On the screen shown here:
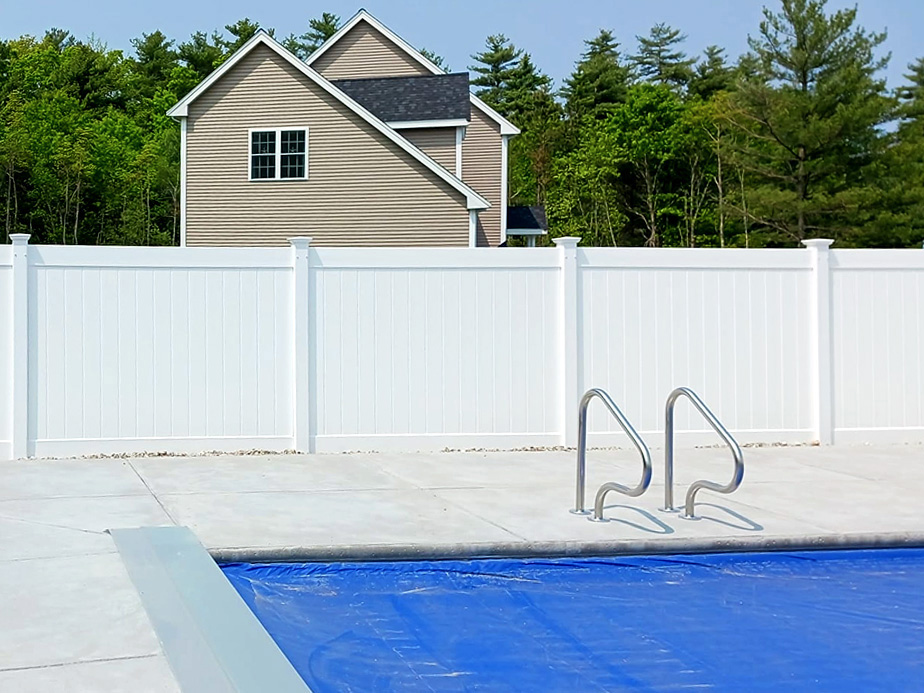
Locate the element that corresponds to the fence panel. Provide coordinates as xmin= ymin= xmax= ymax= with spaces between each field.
xmin=0 ymin=248 xmax=12 ymax=458
xmin=26 ymin=246 xmax=293 ymax=456
xmin=831 ymin=250 xmax=924 ymax=443
xmin=309 ymin=248 xmax=562 ymax=451
xmin=578 ymin=248 xmax=814 ymax=445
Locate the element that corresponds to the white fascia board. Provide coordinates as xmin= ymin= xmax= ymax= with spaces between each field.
xmin=388 ymin=119 xmax=470 ymax=129
xmin=507 ymin=228 xmax=548 ymax=236
xmin=168 ymin=32 xmax=488 ymax=211
xmin=307 ymin=10 xmax=521 ymax=137
xmin=470 ymin=94 xmax=520 ymax=135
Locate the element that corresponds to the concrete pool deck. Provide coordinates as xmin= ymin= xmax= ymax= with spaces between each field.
xmin=1 ymin=443 xmax=922 ymax=691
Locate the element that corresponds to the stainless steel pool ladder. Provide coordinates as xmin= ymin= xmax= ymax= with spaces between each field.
xmin=574 ymin=388 xmax=652 ymax=521
xmin=663 ymin=387 xmax=744 ymax=518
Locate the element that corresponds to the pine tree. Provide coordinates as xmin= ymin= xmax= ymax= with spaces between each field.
xmin=631 ymin=23 xmax=694 ymax=89
xmin=898 ymin=58 xmax=924 ymax=123
xmin=217 ymin=19 xmax=268 ymax=55
xmin=469 ymin=34 xmax=521 ymax=111
xmin=283 ymin=12 xmax=340 ymax=60
xmin=561 ymin=29 xmax=630 ymax=119
xmin=178 ymin=31 xmax=223 ymax=79
xmin=689 ymin=46 xmax=733 ymax=100
xmin=504 ymin=54 xmax=552 ymax=124
xmin=726 ymin=0 xmax=893 ymax=243
xmin=130 ymin=31 xmax=178 ymax=101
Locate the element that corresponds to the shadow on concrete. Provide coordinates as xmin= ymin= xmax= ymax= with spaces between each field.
xmin=694 ymin=503 xmax=764 ymax=531
xmin=597 ymin=505 xmax=675 ymax=534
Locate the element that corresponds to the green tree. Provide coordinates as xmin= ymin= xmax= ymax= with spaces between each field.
xmin=218 ymin=19 xmax=269 ymax=55
xmin=503 ymin=54 xmax=552 ymax=124
xmin=726 ymin=0 xmax=893 ymax=244
xmin=549 ymin=84 xmax=693 ymax=246
xmin=469 ymin=34 xmax=521 ymax=111
xmin=129 ymin=31 xmax=178 ymax=101
xmin=561 ymin=29 xmax=630 ymax=120
xmin=852 ymin=58 xmax=924 ymax=247
xmin=284 ymin=12 xmax=341 ymax=59
xmin=631 ymin=23 xmax=694 ymax=89
xmin=178 ymin=31 xmax=223 ymax=80
xmin=689 ymin=46 xmax=733 ymax=101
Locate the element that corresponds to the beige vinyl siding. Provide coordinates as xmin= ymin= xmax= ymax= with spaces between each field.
xmin=462 ymin=105 xmax=502 ymax=246
xmin=401 ymin=128 xmax=457 ymax=173
xmin=312 ymin=20 xmax=431 ymax=80
xmin=185 ymin=44 xmax=469 ymax=247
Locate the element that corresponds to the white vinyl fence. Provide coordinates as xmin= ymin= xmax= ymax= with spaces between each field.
xmin=1 ymin=234 xmax=923 ymax=459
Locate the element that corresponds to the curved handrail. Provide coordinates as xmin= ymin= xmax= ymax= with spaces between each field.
xmin=574 ymin=388 xmax=652 ymax=520
xmin=664 ymin=387 xmax=744 ymax=517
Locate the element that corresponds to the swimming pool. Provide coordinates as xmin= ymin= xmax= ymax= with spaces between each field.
xmin=222 ymin=548 xmax=924 ymax=691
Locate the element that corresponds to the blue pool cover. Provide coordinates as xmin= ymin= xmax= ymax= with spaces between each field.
xmin=223 ymin=549 xmax=924 ymax=691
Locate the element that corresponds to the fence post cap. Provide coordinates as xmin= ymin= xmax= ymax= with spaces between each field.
xmin=9 ymin=234 xmax=30 ymax=245
xmin=287 ymin=237 xmax=312 ymax=248
xmin=801 ymin=238 xmax=834 ymax=250
xmin=552 ymin=236 xmax=581 ymax=249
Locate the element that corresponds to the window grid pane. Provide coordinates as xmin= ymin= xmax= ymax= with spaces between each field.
xmin=281 ymin=130 xmax=305 ymax=154
xmin=251 ymin=131 xmax=275 ymax=155
xmin=280 ymin=154 xmax=305 ymax=179
xmin=251 ymin=155 xmax=276 ymax=179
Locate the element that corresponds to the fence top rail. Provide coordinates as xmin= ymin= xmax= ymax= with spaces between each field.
xmin=830 ymin=249 xmax=924 ymax=271
xmin=578 ymin=247 xmax=813 ymax=270
xmin=27 ymin=245 xmax=294 ymax=270
xmin=309 ymin=247 xmax=561 ymax=270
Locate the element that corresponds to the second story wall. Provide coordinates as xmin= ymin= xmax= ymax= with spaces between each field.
xmin=402 ymin=128 xmax=457 ymax=174
xmin=312 ymin=20 xmax=432 ymax=80
xmin=463 ymin=106 xmax=503 ymax=247
xmin=185 ymin=44 xmax=470 ymax=247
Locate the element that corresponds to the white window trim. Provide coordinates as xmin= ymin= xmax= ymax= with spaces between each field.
xmin=248 ymin=127 xmax=310 ymax=182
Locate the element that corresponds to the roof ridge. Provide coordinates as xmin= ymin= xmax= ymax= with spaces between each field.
xmin=330 ymin=72 xmax=469 ymax=84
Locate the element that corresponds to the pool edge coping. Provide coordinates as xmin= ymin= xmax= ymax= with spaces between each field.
xmin=209 ymin=531 xmax=924 ymax=563
xmin=111 ymin=526 xmax=312 ymax=693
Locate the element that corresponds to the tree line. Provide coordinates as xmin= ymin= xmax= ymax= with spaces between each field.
xmin=1 ymin=1 xmax=922 ymax=248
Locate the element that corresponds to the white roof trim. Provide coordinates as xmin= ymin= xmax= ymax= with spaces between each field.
xmin=166 ymin=32 xmax=489 ymax=211
xmin=388 ymin=119 xmax=469 ymax=129
xmin=306 ymin=10 xmax=520 ymax=136
xmin=507 ymin=228 xmax=548 ymax=236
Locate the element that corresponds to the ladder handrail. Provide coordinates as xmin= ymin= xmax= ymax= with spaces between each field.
xmin=575 ymin=388 xmax=652 ymax=519
xmin=664 ymin=387 xmax=744 ymax=517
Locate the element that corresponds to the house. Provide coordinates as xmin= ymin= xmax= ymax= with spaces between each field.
xmin=168 ymin=10 xmax=523 ymax=247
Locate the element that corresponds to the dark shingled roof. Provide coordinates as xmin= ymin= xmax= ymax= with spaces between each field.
xmin=507 ymin=206 xmax=549 ymax=230
xmin=331 ymin=73 xmax=471 ymax=123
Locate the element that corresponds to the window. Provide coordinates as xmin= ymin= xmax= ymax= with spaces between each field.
xmin=249 ymin=128 xmax=308 ymax=181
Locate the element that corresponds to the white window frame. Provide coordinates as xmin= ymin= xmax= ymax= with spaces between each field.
xmin=248 ymin=127 xmax=310 ymax=182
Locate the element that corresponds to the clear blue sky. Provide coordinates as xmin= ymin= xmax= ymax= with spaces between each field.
xmin=2 ymin=0 xmax=921 ymax=89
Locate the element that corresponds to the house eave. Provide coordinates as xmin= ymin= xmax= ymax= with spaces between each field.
xmin=388 ymin=118 xmax=470 ymax=129
xmin=307 ymin=10 xmax=520 ymax=137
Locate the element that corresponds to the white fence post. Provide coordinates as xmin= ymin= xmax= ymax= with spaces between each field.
xmin=10 ymin=234 xmax=30 ymax=458
xmin=803 ymin=238 xmax=835 ymax=445
xmin=554 ymin=236 xmax=581 ymax=447
xmin=289 ymin=237 xmax=312 ymax=454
